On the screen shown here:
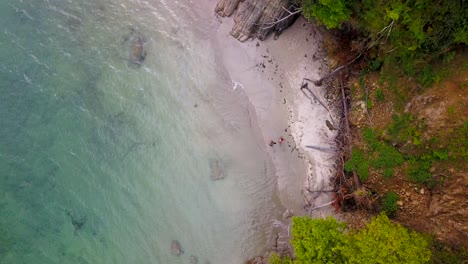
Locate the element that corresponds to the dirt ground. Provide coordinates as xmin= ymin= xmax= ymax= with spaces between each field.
xmin=339 ymin=53 xmax=468 ymax=251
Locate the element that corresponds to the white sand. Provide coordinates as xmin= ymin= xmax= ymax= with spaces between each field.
xmin=199 ymin=0 xmax=338 ymax=217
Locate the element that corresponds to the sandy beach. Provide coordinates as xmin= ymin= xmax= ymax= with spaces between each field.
xmin=199 ymin=0 xmax=339 ymax=218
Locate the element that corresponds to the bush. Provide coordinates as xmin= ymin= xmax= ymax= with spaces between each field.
xmin=281 ymin=214 xmax=431 ymax=263
xmin=407 ymin=156 xmax=433 ymax=184
xmin=382 ymin=191 xmax=399 ymax=217
xmin=448 ymin=121 xmax=468 ymax=161
xmin=375 ymin=88 xmax=385 ymax=102
xmin=363 ymin=128 xmax=404 ymax=178
xmin=291 ymin=216 xmax=347 ymax=264
xmin=344 ymin=148 xmax=370 ymax=181
xmin=343 ymin=214 xmax=431 ymax=263
xmin=269 ymin=252 xmax=292 ymax=264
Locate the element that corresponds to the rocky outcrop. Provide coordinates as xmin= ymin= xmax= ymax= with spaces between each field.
xmin=215 ymin=0 xmax=299 ymax=41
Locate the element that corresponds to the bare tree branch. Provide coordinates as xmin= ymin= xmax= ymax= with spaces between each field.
xmin=300 ymin=81 xmax=337 ymax=126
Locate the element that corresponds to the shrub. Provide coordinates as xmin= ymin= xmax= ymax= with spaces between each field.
xmin=407 ymin=156 xmax=433 ymax=184
xmin=344 ymin=148 xmax=370 ymax=181
xmin=343 ymin=214 xmax=431 ymax=263
xmin=269 ymin=252 xmax=292 ymax=264
xmin=362 ymin=128 xmax=404 ymax=178
xmin=291 ymin=216 xmax=347 ymax=264
xmin=285 ymin=214 xmax=431 ymax=263
xmin=301 ymin=0 xmax=351 ymax=29
xmin=375 ymin=88 xmax=385 ymax=102
xmin=448 ymin=121 xmax=468 ymax=161
xmin=382 ymin=191 xmax=399 ymax=217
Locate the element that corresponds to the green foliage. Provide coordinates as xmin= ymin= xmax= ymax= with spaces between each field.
xmin=299 ymin=0 xmax=468 ymax=85
xmin=448 ymin=121 xmax=468 ymax=160
xmin=363 ymin=128 xmax=404 ymax=178
xmin=269 ymin=252 xmax=293 ymax=264
xmin=344 ymin=148 xmax=370 ymax=181
xmin=382 ymin=191 xmax=399 ymax=217
xmin=432 ymin=149 xmax=448 ymax=161
xmin=375 ymin=88 xmax=385 ymax=102
xmin=387 ymin=113 xmax=421 ymax=145
xmin=447 ymin=105 xmax=455 ymax=115
xmin=407 ymin=155 xmax=433 ymax=184
xmin=443 ymin=51 xmax=456 ymax=64
xmin=418 ymin=65 xmax=441 ymax=87
xmin=291 ymin=216 xmax=347 ymax=264
xmin=288 ymin=214 xmax=431 ymax=264
xmin=343 ymin=214 xmax=431 ymax=263
xmin=345 ymin=129 xmax=404 ymax=180
xmin=430 ymin=239 xmax=468 ymax=264
xmin=301 ymin=0 xmax=351 ymax=29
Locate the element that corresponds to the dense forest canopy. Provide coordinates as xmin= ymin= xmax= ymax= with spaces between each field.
xmin=299 ymin=0 xmax=467 ymax=76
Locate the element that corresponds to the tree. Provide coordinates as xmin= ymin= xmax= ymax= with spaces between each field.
xmin=301 ymin=0 xmax=351 ymax=29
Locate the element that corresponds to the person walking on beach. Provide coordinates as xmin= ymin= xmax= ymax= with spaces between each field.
xmin=269 ymin=140 xmax=276 ymax=146
xmin=278 ymin=136 xmax=284 ymax=145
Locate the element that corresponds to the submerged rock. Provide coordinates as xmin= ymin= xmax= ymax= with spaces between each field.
xmin=123 ymin=28 xmax=147 ymax=66
xmin=171 ymin=240 xmax=183 ymax=256
xmin=209 ymin=159 xmax=225 ymax=181
xmin=190 ymin=255 xmax=198 ymax=264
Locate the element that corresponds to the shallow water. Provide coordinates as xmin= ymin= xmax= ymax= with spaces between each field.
xmin=0 ymin=1 xmax=284 ymax=263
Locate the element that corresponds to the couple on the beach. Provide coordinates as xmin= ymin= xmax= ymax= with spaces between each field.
xmin=269 ymin=136 xmax=284 ymax=146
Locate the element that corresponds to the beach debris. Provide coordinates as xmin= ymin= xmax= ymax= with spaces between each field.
xmin=171 ymin=240 xmax=183 ymax=256
xmin=123 ymin=27 xmax=147 ymax=66
xmin=325 ymin=120 xmax=335 ymax=131
xmin=269 ymin=140 xmax=276 ymax=147
xmin=278 ymin=136 xmax=284 ymax=145
xmin=283 ymin=209 xmax=294 ymax=220
xmin=190 ymin=255 xmax=198 ymax=264
xmin=209 ymin=159 xmax=225 ymax=181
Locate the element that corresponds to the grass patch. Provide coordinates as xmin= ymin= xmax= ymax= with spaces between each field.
xmin=387 ymin=114 xmax=417 ymax=143
xmin=447 ymin=105 xmax=455 ymax=115
xmin=407 ymin=156 xmax=433 ymax=185
xmin=418 ymin=65 xmax=441 ymax=87
xmin=375 ymin=88 xmax=385 ymax=102
xmin=344 ymin=148 xmax=370 ymax=181
xmin=447 ymin=121 xmax=468 ymax=161
xmin=407 ymin=149 xmax=450 ymax=186
xmin=344 ymin=128 xmax=404 ymax=180
xmin=363 ymin=128 xmax=404 ymax=178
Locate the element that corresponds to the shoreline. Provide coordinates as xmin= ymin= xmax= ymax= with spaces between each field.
xmin=202 ymin=3 xmax=339 ymax=218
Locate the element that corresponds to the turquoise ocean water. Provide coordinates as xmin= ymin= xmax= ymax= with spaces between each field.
xmin=0 ymin=0 xmax=284 ymax=263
